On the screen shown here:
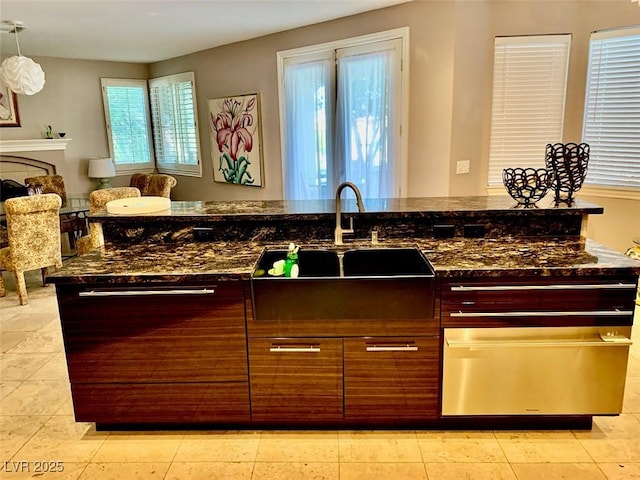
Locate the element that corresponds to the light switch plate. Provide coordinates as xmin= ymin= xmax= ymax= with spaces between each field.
xmin=456 ymin=160 xmax=470 ymax=174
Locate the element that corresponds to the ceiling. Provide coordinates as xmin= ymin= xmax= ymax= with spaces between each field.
xmin=0 ymin=0 xmax=413 ymax=63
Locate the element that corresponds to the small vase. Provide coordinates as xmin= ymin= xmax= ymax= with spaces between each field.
xmin=545 ymin=142 xmax=589 ymax=206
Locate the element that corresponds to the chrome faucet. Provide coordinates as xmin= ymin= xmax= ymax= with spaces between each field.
xmin=334 ymin=181 xmax=365 ymax=245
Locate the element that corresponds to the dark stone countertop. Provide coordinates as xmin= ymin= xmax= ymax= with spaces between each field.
xmin=49 ymin=237 xmax=640 ymax=285
xmin=90 ymin=196 xmax=604 ymax=223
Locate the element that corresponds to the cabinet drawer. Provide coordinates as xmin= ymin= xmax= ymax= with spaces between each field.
xmin=71 ymin=382 xmax=250 ymax=424
xmin=442 ymin=277 xmax=637 ymax=328
xmin=344 ymin=337 xmax=439 ymax=421
xmin=249 ymin=338 xmax=343 ymax=422
xmin=58 ymin=284 xmax=248 ymax=382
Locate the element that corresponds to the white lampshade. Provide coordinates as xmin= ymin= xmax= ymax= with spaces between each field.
xmin=88 ymin=157 xmax=116 ymax=189
xmin=0 ymin=55 xmax=45 ymax=95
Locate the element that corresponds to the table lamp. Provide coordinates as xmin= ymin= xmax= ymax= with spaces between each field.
xmin=88 ymin=157 xmax=116 ymax=189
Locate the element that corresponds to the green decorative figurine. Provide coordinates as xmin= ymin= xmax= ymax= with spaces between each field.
xmin=44 ymin=125 xmax=53 ymax=139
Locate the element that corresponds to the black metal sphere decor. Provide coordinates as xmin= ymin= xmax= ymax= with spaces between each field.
xmin=545 ymin=142 xmax=589 ymax=206
xmin=502 ymin=167 xmax=553 ymax=208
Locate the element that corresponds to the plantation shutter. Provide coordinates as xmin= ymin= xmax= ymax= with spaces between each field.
xmin=149 ymin=71 xmax=202 ymax=177
xmin=583 ymin=26 xmax=640 ymax=189
xmin=487 ymin=35 xmax=571 ymax=186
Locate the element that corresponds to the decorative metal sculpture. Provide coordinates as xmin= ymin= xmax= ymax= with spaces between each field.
xmin=502 ymin=167 xmax=553 ymax=208
xmin=545 ymin=143 xmax=589 ymax=206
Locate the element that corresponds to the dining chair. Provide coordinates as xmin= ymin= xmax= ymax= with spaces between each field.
xmin=24 ymin=174 xmax=87 ymax=249
xmin=129 ymin=173 xmax=177 ymax=198
xmin=76 ymin=187 xmax=141 ymax=255
xmin=0 ymin=194 xmax=63 ymax=306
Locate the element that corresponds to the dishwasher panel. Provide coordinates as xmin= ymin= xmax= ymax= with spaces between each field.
xmin=442 ymin=326 xmax=632 ymax=416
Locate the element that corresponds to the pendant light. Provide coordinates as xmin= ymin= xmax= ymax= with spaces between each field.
xmin=0 ymin=21 xmax=45 ymax=96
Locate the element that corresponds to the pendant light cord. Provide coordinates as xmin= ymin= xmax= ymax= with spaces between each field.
xmin=13 ymin=23 xmax=22 ymax=56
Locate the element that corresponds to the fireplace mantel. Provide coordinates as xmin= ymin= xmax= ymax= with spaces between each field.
xmin=0 ymin=139 xmax=71 ymax=153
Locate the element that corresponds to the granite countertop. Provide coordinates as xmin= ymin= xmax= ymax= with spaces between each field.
xmin=89 ymin=196 xmax=604 ymax=222
xmin=49 ymin=237 xmax=640 ymax=284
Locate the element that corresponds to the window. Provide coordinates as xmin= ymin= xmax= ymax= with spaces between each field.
xmin=278 ymin=28 xmax=408 ymax=200
xmin=101 ymin=78 xmax=154 ymax=173
xmin=582 ymin=26 xmax=640 ymax=192
xmin=487 ymin=35 xmax=571 ymax=186
xmin=101 ymin=72 xmax=202 ymax=177
xmin=149 ymin=72 xmax=202 ymax=177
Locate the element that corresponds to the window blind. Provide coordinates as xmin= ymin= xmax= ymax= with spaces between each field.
xmin=149 ymin=72 xmax=202 ymax=177
xmin=487 ymin=35 xmax=571 ymax=186
xmin=583 ymin=26 xmax=640 ymax=189
xmin=101 ymin=78 xmax=154 ymax=172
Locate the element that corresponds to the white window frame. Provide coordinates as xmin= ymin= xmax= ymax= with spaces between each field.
xmin=101 ymin=78 xmax=155 ymax=174
xmin=277 ymin=27 xmax=410 ymax=198
xmin=580 ymin=25 xmax=640 ymax=200
xmin=486 ymin=34 xmax=571 ymax=189
xmin=149 ymin=71 xmax=203 ymax=177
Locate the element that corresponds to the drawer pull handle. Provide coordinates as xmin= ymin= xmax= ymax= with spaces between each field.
xmin=451 ymin=283 xmax=636 ymax=292
xmin=79 ymin=288 xmax=216 ymax=297
xmin=269 ymin=345 xmax=321 ymax=353
xmin=450 ymin=310 xmax=633 ymax=318
xmin=366 ymin=345 xmax=419 ymax=352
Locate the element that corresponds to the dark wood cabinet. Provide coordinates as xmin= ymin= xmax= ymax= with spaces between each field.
xmin=56 ymin=281 xmax=251 ymax=425
xmin=344 ymin=337 xmax=439 ymax=421
xmin=249 ymin=337 xmax=343 ymax=422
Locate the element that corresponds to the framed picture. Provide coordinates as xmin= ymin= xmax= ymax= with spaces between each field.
xmin=209 ymin=93 xmax=263 ymax=187
xmin=0 ymin=85 xmax=20 ymax=127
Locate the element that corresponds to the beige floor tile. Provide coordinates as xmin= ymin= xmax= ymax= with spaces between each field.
xmin=573 ymin=413 xmax=640 ymax=439
xmin=493 ymin=430 xmax=577 ymax=440
xmin=252 ymin=462 xmax=339 ymax=480
xmin=0 ymin=332 xmax=30 ymax=353
xmin=0 ymin=380 xmax=70 ymax=416
xmin=624 ymin=377 xmax=640 ymax=413
xmin=0 ymin=415 xmax=49 ymax=459
xmin=597 ymin=462 xmax=640 ymax=479
xmin=91 ymin=432 xmax=183 ymax=463
xmin=425 ymin=462 xmax=517 ymax=480
xmin=53 ymin=399 xmax=76 ymax=416
xmin=256 ymin=431 xmax=339 ymax=463
xmin=418 ymin=437 xmax=507 ymax=463
xmin=164 ymin=462 xmax=254 ymax=480
xmin=77 ymin=462 xmax=170 ymax=480
xmin=497 ymin=438 xmax=591 ymax=463
xmin=510 ymin=462 xmax=605 ymax=479
xmin=0 ymin=312 xmax=59 ymax=332
xmin=175 ymin=430 xmax=260 ymax=462
xmin=6 ymin=329 xmax=63 ymax=354
xmin=28 ymin=354 xmax=69 ymax=381
xmin=0 ymin=353 xmax=55 ymax=381
xmin=14 ymin=415 xmax=108 ymax=463
xmin=341 ymin=462 xmax=428 ymax=480
xmin=417 ymin=430 xmax=497 ymax=440
xmin=578 ymin=438 xmax=640 ymax=463
xmin=0 ymin=381 xmax=21 ymax=400
xmin=0 ymin=461 xmax=86 ymax=480
xmin=338 ymin=431 xmax=422 ymax=463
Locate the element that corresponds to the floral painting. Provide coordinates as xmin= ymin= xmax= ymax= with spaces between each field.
xmin=209 ymin=93 xmax=263 ymax=187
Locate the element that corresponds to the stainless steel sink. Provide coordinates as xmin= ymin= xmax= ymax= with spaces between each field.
xmin=251 ymin=247 xmax=435 ymax=321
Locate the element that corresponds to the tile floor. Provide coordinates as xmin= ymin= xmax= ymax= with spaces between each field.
xmin=1 ymin=271 xmax=639 ymax=480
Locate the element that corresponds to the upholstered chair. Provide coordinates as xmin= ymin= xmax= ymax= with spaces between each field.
xmin=0 ymin=194 xmax=63 ymax=305
xmin=129 ymin=173 xmax=177 ymax=198
xmin=24 ymin=174 xmax=86 ymax=249
xmin=76 ymin=187 xmax=141 ymax=255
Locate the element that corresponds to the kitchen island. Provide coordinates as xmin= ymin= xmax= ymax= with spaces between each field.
xmin=49 ymin=196 xmax=640 ymax=429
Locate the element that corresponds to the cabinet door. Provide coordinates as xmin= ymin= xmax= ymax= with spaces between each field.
xmin=57 ymin=283 xmax=248 ymax=383
xmin=344 ymin=337 xmax=439 ymax=421
xmin=249 ymin=338 xmax=343 ymax=422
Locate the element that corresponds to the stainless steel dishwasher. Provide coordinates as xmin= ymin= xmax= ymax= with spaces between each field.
xmin=442 ymin=326 xmax=632 ymax=416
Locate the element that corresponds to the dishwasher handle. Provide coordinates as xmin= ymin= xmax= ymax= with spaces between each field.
xmin=446 ymin=334 xmax=632 ymax=349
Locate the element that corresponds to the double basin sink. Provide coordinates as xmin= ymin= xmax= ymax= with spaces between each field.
xmin=251 ymin=247 xmax=435 ymax=321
